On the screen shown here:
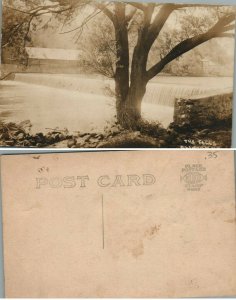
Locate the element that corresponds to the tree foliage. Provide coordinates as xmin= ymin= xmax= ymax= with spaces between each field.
xmin=3 ymin=0 xmax=235 ymax=70
xmin=78 ymin=17 xmax=116 ymax=78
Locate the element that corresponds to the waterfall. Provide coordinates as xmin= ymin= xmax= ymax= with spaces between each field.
xmin=143 ymin=82 xmax=230 ymax=107
xmin=13 ymin=73 xmax=233 ymax=107
xmin=14 ymin=73 xmax=108 ymax=96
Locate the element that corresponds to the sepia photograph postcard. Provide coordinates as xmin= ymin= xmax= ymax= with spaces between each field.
xmin=1 ymin=150 xmax=236 ymax=297
xmin=0 ymin=0 xmax=236 ymax=148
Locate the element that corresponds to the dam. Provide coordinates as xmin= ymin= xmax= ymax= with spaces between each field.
xmin=0 ymin=73 xmax=233 ymax=134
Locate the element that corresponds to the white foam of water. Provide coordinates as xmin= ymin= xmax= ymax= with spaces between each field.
xmin=14 ymin=73 xmax=233 ymax=108
xmin=143 ymin=82 xmax=232 ymax=106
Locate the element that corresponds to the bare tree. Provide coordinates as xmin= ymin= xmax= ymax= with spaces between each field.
xmin=2 ymin=0 xmax=236 ymax=128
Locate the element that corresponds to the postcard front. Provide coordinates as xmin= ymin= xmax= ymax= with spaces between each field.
xmin=1 ymin=150 xmax=236 ymax=297
xmin=1 ymin=1 xmax=235 ymax=148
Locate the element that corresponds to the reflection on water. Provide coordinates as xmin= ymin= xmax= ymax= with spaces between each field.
xmin=0 ymin=74 xmax=233 ymax=134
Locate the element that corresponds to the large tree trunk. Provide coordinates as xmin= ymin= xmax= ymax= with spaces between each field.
xmin=116 ymin=78 xmax=147 ymax=129
xmin=114 ymin=4 xmax=179 ymax=129
xmin=113 ymin=3 xmax=131 ymax=128
xmin=116 ymin=60 xmax=148 ymax=129
xmin=116 ymin=24 xmax=149 ymax=129
xmin=113 ymin=3 xmax=176 ymax=129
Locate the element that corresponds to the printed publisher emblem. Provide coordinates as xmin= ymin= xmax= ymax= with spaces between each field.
xmin=181 ymin=164 xmax=207 ymax=191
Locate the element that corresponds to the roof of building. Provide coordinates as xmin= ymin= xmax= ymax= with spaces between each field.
xmin=26 ymin=47 xmax=81 ymax=61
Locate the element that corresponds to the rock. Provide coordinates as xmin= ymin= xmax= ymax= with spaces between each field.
xmin=117 ymin=124 xmax=124 ymax=131
xmin=17 ymin=133 xmax=25 ymax=140
xmin=46 ymin=136 xmax=56 ymax=144
xmin=89 ymin=137 xmax=99 ymax=144
xmin=48 ymin=140 xmax=68 ymax=148
xmin=94 ymin=133 xmax=104 ymax=140
xmin=83 ymin=142 xmax=91 ymax=148
xmin=106 ymin=132 xmax=112 ymax=138
xmin=97 ymin=142 xmax=104 ymax=148
xmin=79 ymin=133 xmax=89 ymax=138
xmin=23 ymin=140 xmax=31 ymax=147
xmin=175 ymin=137 xmax=183 ymax=144
xmin=89 ymin=133 xmax=98 ymax=138
xmin=89 ymin=143 xmax=98 ymax=148
xmin=0 ymin=133 xmax=9 ymax=140
xmin=110 ymin=127 xmax=120 ymax=135
xmin=5 ymin=140 xmax=15 ymax=146
xmin=159 ymin=140 xmax=166 ymax=146
xmin=199 ymin=129 xmax=210 ymax=136
xmin=133 ymin=131 xmax=141 ymax=137
xmin=18 ymin=120 xmax=32 ymax=134
xmin=34 ymin=133 xmax=45 ymax=143
xmin=28 ymin=139 xmax=37 ymax=146
xmin=83 ymin=134 xmax=91 ymax=142
xmin=96 ymin=135 xmax=103 ymax=140
xmin=76 ymin=137 xmax=85 ymax=146
xmin=58 ymin=133 xmax=65 ymax=140
xmin=54 ymin=133 xmax=61 ymax=142
xmin=67 ymin=139 xmax=77 ymax=148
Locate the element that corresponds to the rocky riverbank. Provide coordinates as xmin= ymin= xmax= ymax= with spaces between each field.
xmin=0 ymin=119 xmax=232 ymax=148
xmin=0 ymin=120 xmax=71 ymax=147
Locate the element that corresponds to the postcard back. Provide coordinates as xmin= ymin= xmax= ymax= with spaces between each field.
xmin=1 ymin=150 xmax=236 ymax=297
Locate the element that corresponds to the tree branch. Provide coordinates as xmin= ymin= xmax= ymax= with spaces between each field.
xmin=4 ymin=5 xmax=31 ymax=14
xmin=127 ymin=2 xmax=147 ymax=11
xmin=59 ymin=9 xmax=102 ymax=34
xmin=147 ymin=11 xmax=236 ymax=80
xmin=216 ymin=33 xmax=235 ymax=38
xmin=30 ymin=4 xmax=62 ymax=15
xmin=144 ymin=4 xmax=175 ymax=50
xmin=147 ymin=33 xmax=211 ymax=80
xmin=93 ymin=2 xmax=115 ymax=23
xmin=125 ymin=7 xmax=137 ymax=22
xmin=221 ymin=24 xmax=236 ymax=32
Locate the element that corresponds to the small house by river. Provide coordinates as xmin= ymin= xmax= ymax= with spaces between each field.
xmin=25 ymin=47 xmax=82 ymax=73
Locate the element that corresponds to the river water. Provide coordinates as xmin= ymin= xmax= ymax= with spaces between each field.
xmin=0 ymin=74 xmax=233 ymax=134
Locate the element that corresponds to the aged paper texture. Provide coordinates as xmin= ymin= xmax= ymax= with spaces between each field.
xmin=1 ymin=150 xmax=236 ymax=297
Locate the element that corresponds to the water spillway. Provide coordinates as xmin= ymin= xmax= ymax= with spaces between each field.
xmin=14 ymin=73 xmax=108 ymax=96
xmin=1 ymin=73 xmax=233 ymax=133
xmin=13 ymin=73 xmax=233 ymax=108
xmin=143 ymin=82 xmax=232 ymax=107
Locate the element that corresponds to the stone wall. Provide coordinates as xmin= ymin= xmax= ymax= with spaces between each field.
xmin=173 ymin=91 xmax=233 ymax=127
